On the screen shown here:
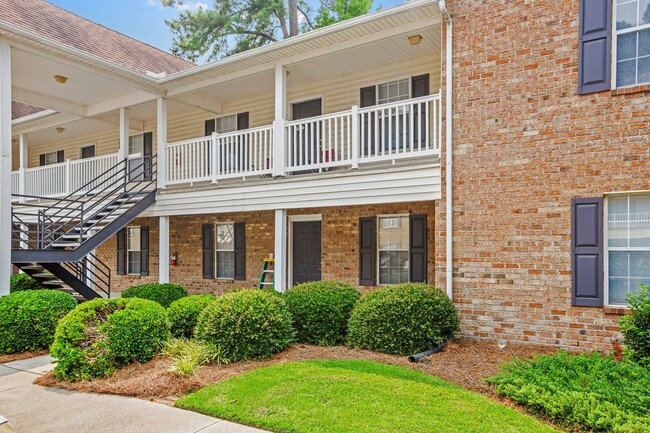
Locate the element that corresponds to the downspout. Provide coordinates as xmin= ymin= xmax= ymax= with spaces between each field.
xmin=439 ymin=0 xmax=454 ymax=299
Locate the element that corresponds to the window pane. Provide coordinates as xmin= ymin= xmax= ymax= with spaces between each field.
xmin=618 ymin=32 xmax=637 ymax=61
xmin=216 ymin=224 xmax=234 ymax=250
xmin=609 ymin=277 xmax=630 ymax=305
xmin=637 ymin=56 xmax=650 ymax=87
xmin=378 ymin=251 xmax=409 ymax=284
xmin=378 ymin=217 xmax=409 ymax=250
xmin=639 ymin=28 xmax=650 ymax=56
xmin=377 ymin=79 xmax=410 ymax=104
xmin=629 ymin=196 xmax=650 ymax=247
xmin=617 ymin=1 xmax=639 ymax=30
xmin=129 ymin=135 xmax=143 ymax=155
xmin=608 ymin=196 xmax=629 ymax=247
xmin=641 ymin=0 xmax=650 ymax=24
xmin=609 ymin=251 xmax=628 ymax=277
xmin=216 ymin=251 xmax=235 ymax=278
xmin=216 ymin=114 xmax=237 ymax=134
xmin=617 ymin=59 xmax=637 ymax=87
xmin=630 ymin=251 xmax=650 ymax=278
xmin=127 ymin=228 xmax=141 ymax=251
xmin=128 ymin=251 xmax=141 ymax=275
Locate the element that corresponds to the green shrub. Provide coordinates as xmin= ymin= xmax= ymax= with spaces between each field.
xmin=620 ymin=284 xmax=650 ymax=367
xmin=51 ymin=298 xmax=170 ymax=381
xmin=121 ymin=283 xmax=188 ymax=308
xmin=347 ymin=283 xmax=459 ymax=356
xmin=195 ymin=289 xmax=294 ymax=361
xmin=163 ymin=338 xmax=230 ymax=376
xmin=284 ymin=281 xmax=359 ymax=346
xmin=168 ymin=295 xmax=216 ymax=338
xmin=9 ymin=273 xmax=42 ymax=292
xmin=486 ymin=351 xmax=650 ymax=433
xmin=0 ymin=290 xmax=76 ymax=355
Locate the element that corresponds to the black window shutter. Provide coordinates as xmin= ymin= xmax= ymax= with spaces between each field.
xmin=359 ymin=217 xmax=376 ymax=286
xmin=140 ymin=226 xmax=150 ymax=276
xmin=39 ymin=154 xmax=45 ymax=166
xmin=411 ymin=74 xmax=430 ymax=98
xmin=116 ymin=229 xmax=126 ymax=275
xmin=234 ymin=222 xmax=246 ymax=281
xmin=237 ymin=112 xmax=250 ymax=130
xmin=572 ymin=197 xmax=604 ymax=307
xmin=143 ymin=132 xmax=153 ymax=181
xmin=205 ymin=119 xmax=216 ymax=136
xmin=360 ymin=86 xmax=376 ymax=108
xmin=57 ymin=150 xmax=65 ymax=163
xmin=409 ymin=214 xmax=428 ymax=283
xmin=578 ymin=0 xmax=611 ymax=94
xmin=202 ymin=224 xmax=214 ymax=279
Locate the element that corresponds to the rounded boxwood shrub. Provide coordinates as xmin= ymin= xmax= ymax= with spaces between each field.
xmin=51 ymin=297 xmax=170 ymax=381
xmin=167 ymin=294 xmax=216 ymax=338
xmin=121 ymin=283 xmax=187 ymax=308
xmin=195 ymin=289 xmax=294 ymax=361
xmin=284 ymin=281 xmax=360 ymax=346
xmin=10 ymin=273 xmax=42 ymax=293
xmin=620 ymin=284 xmax=650 ymax=367
xmin=0 ymin=290 xmax=76 ymax=355
xmin=347 ymin=283 xmax=460 ymax=356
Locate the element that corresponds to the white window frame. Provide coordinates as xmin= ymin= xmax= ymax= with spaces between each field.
xmin=41 ymin=150 xmax=60 ymax=166
xmin=79 ymin=143 xmax=96 ymax=159
xmin=604 ymin=192 xmax=650 ymax=306
xmin=376 ymin=77 xmax=411 ymax=105
xmin=612 ymin=0 xmax=650 ymax=89
xmin=377 ymin=214 xmax=410 ymax=286
xmin=214 ymin=114 xmax=238 ymax=134
xmin=215 ymin=222 xmax=235 ymax=280
xmin=126 ymin=226 xmax=141 ymax=276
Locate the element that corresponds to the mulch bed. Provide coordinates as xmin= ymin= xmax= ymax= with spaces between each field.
xmin=35 ymin=338 xmax=559 ymax=405
xmin=0 ymin=350 xmax=48 ymax=364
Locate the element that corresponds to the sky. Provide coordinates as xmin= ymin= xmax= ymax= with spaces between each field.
xmin=47 ymin=0 xmax=404 ymax=62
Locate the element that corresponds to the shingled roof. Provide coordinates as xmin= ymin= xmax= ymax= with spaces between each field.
xmin=2 ymin=0 xmax=196 ymax=119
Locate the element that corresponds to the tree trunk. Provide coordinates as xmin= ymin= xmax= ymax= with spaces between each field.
xmin=288 ymin=0 xmax=299 ymax=36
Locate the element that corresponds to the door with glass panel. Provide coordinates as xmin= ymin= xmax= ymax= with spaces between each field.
xmin=128 ymin=133 xmax=152 ymax=182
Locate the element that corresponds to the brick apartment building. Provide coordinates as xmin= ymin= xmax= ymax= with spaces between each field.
xmin=2 ymin=0 xmax=648 ymax=351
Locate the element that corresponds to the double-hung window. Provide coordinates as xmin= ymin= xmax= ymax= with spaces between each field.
xmin=126 ymin=227 xmax=142 ymax=275
xmin=615 ymin=0 xmax=650 ymax=87
xmin=606 ymin=194 xmax=650 ymax=305
xmin=215 ymin=114 xmax=238 ymax=134
xmin=377 ymin=216 xmax=410 ymax=285
xmin=216 ymin=223 xmax=235 ymax=279
xmin=377 ymin=78 xmax=411 ymax=105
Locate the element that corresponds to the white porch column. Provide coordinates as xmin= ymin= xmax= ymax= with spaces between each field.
xmin=159 ymin=216 xmax=169 ymax=284
xmin=118 ymin=107 xmax=129 ymax=161
xmin=274 ymin=209 xmax=287 ymax=292
xmin=156 ymin=97 xmax=167 ymax=189
xmin=272 ymin=64 xmax=287 ymax=177
xmin=0 ymin=38 xmax=12 ymax=296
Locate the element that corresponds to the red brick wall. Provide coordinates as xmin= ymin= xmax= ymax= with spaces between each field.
xmin=434 ymin=0 xmax=650 ymax=350
xmin=97 ymin=201 xmax=435 ymax=295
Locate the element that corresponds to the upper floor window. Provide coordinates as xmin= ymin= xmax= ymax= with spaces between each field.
xmin=215 ymin=114 xmax=238 ymax=134
xmin=615 ymin=0 xmax=650 ymax=87
xmin=377 ymin=78 xmax=410 ymax=105
xmin=607 ymin=194 xmax=650 ymax=305
xmin=39 ymin=150 xmax=63 ymax=166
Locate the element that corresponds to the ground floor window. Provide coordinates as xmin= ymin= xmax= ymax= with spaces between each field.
xmin=607 ymin=194 xmax=650 ymax=305
xmin=216 ymin=223 xmax=235 ymax=279
xmin=377 ymin=215 xmax=410 ymax=285
xmin=127 ymin=227 xmax=141 ymax=275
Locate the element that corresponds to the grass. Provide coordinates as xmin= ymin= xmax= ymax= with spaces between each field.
xmin=176 ymin=360 xmax=560 ymax=433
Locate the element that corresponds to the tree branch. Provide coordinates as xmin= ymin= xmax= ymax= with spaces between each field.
xmin=231 ymin=27 xmax=278 ymax=42
xmin=273 ymin=9 xmax=290 ymax=39
xmin=297 ymin=4 xmax=315 ymax=31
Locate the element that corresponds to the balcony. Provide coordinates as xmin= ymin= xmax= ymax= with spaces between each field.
xmin=164 ymin=94 xmax=441 ymax=187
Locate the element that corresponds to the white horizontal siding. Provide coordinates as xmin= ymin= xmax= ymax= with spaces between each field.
xmin=146 ymin=163 xmax=441 ymax=216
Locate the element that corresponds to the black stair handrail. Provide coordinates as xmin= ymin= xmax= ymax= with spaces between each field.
xmin=61 ymin=252 xmax=111 ymax=298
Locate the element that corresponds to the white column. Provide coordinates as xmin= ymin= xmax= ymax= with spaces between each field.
xmin=272 ymin=64 xmax=287 ymax=177
xmin=274 ymin=209 xmax=287 ymax=292
xmin=159 ymin=216 xmax=169 ymax=284
xmin=0 ymin=39 xmax=12 ymax=297
xmin=118 ymin=107 xmax=129 ymax=161
xmin=18 ymin=133 xmax=27 ymax=202
xmin=156 ymin=97 xmax=167 ymax=189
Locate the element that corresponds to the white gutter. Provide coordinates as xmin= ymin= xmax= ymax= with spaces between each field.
xmin=439 ymin=0 xmax=454 ymax=299
xmin=10 ymin=109 xmax=57 ymax=126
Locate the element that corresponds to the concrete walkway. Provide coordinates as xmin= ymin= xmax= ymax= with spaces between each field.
xmin=0 ymin=356 xmax=269 ymax=433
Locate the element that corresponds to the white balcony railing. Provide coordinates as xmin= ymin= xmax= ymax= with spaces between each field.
xmin=11 ymin=153 xmax=119 ymax=201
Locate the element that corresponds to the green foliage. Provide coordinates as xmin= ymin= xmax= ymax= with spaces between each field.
xmin=162 ymin=0 xmax=372 ymax=61
xmin=121 ymin=283 xmax=188 ymax=308
xmin=168 ymin=295 xmax=217 ymax=338
xmin=51 ymin=298 xmax=170 ymax=381
xmin=9 ymin=273 xmax=43 ymax=292
xmin=195 ymin=289 xmax=294 ymax=361
xmin=486 ymin=351 xmax=650 ymax=433
xmin=177 ymin=360 xmax=559 ymax=433
xmin=163 ymin=338 xmax=230 ymax=376
xmin=620 ymin=284 xmax=650 ymax=367
xmin=347 ymin=283 xmax=459 ymax=356
xmin=284 ymin=281 xmax=359 ymax=346
xmin=0 ymin=290 xmax=76 ymax=355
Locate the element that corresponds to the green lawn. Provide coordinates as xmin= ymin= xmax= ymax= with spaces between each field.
xmin=176 ymin=360 xmax=560 ymax=433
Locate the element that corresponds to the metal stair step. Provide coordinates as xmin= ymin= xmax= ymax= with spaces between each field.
xmin=42 ymin=280 xmax=65 ymax=286
xmin=31 ymin=272 xmax=55 ymax=279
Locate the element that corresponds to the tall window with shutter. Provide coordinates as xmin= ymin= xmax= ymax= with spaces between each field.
xmin=116 ymin=226 xmax=149 ymax=276
xmin=615 ymin=0 xmax=650 ymax=87
xmin=202 ymin=222 xmax=246 ymax=281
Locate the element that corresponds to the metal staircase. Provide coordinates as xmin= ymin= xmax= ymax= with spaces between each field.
xmin=11 ymin=156 xmax=157 ymax=300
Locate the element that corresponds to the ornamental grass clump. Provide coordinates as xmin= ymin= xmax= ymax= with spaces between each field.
xmin=0 ymin=290 xmax=76 ymax=355
xmin=195 ymin=289 xmax=294 ymax=361
xmin=347 ymin=283 xmax=459 ymax=356
xmin=284 ymin=281 xmax=359 ymax=346
xmin=121 ymin=283 xmax=188 ymax=308
xmin=51 ymin=297 xmax=170 ymax=381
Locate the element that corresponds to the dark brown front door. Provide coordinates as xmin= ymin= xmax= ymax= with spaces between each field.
xmin=292 ymin=221 xmax=322 ymax=285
